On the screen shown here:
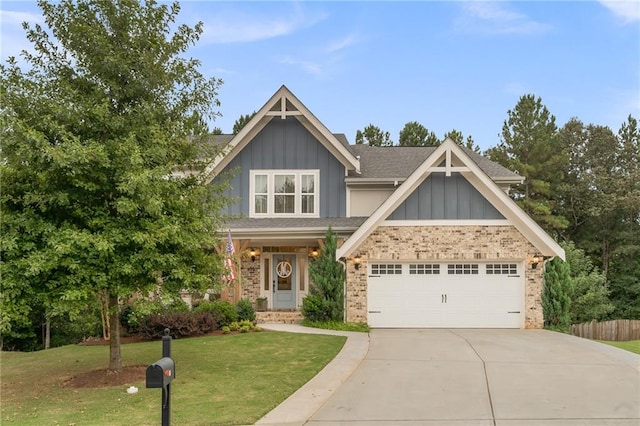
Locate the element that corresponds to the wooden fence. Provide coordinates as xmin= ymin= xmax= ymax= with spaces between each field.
xmin=570 ymin=319 xmax=640 ymax=341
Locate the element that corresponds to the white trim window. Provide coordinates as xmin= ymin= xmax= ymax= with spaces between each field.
xmin=250 ymin=170 xmax=319 ymax=217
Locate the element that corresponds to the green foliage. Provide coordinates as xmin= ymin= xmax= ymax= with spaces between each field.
xmin=557 ymin=115 xmax=639 ymax=319
xmin=563 ymin=242 xmax=614 ymax=323
xmin=543 ymin=258 xmax=573 ymax=331
xmin=193 ymin=300 xmax=238 ymax=327
xmin=301 ymin=320 xmax=370 ymax=332
xmin=304 ymin=226 xmax=345 ymax=322
xmin=138 ymin=311 xmax=216 ymax=340
xmin=301 ymin=295 xmax=332 ymax=322
xmin=443 ymin=129 xmax=480 ymax=152
xmin=236 ymin=298 xmax=256 ymax=322
xmin=0 ymin=0 xmax=230 ymax=369
xmin=398 ymin=121 xmax=439 ymax=146
xmin=355 ymin=124 xmax=393 ymax=146
xmin=233 ymin=111 xmax=257 ymax=134
xmin=487 ymin=94 xmax=568 ymax=235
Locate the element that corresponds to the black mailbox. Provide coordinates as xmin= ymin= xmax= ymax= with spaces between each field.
xmin=146 ymin=357 xmax=175 ymax=388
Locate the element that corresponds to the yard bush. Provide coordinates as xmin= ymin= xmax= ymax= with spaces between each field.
xmin=138 ymin=311 xmax=216 ymax=340
xmin=301 ymin=295 xmax=332 ymax=322
xmin=236 ymin=298 xmax=256 ymax=322
xmin=193 ymin=300 xmax=237 ymax=327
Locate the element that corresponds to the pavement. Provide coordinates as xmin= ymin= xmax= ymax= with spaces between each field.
xmin=256 ymin=326 xmax=640 ymax=426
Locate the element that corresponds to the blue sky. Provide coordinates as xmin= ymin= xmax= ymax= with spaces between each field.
xmin=1 ymin=1 xmax=639 ymax=150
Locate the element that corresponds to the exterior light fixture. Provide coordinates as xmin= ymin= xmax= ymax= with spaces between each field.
xmin=354 ymin=255 xmax=362 ymax=270
xmin=249 ymin=249 xmax=257 ymax=262
xmin=531 ymin=254 xmax=542 ymax=269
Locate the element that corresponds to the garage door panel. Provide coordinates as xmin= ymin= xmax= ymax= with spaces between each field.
xmin=367 ymin=262 xmax=524 ymax=328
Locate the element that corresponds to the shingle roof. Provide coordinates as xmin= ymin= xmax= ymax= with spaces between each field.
xmin=346 ymin=144 xmax=520 ymax=180
xmin=208 ymin=134 xmax=520 ymax=181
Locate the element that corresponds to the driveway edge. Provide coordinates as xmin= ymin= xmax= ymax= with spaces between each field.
xmin=255 ymin=324 xmax=370 ymax=426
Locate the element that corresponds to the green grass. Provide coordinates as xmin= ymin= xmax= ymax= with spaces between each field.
xmin=1 ymin=331 xmax=346 ymax=425
xmin=598 ymin=339 xmax=640 ymax=354
xmin=301 ymin=320 xmax=370 ymax=333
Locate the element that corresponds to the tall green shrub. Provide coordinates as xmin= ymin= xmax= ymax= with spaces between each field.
xmin=543 ymin=258 xmax=573 ymax=331
xmin=304 ymin=226 xmax=345 ymax=322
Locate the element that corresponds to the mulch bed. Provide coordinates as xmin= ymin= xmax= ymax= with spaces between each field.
xmin=62 ymin=365 xmax=147 ymax=388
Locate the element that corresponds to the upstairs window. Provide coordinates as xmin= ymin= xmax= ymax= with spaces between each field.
xmin=250 ymin=170 xmax=319 ymax=217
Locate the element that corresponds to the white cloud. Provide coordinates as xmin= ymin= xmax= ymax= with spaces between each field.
xmin=0 ymin=9 xmax=44 ymax=60
xmin=454 ymin=2 xmax=551 ymax=35
xmin=0 ymin=10 xmax=43 ymax=26
xmin=278 ymin=56 xmax=322 ymax=75
xmin=200 ymin=6 xmax=327 ymax=44
xmin=597 ymin=1 xmax=640 ymax=24
xmin=324 ymin=33 xmax=359 ymax=54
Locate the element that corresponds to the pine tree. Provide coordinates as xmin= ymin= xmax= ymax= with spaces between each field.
xmin=304 ymin=226 xmax=345 ymax=321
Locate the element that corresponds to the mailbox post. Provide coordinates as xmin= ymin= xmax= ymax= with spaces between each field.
xmin=146 ymin=328 xmax=174 ymax=426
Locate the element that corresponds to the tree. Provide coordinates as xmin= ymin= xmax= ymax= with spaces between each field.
xmin=232 ymin=111 xmax=256 ymax=134
xmin=542 ymin=257 xmax=573 ymax=331
xmin=355 ymin=124 xmax=393 ymax=146
xmin=444 ymin=129 xmax=480 ymax=152
xmin=563 ymin=242 xmax=614 ymax=323
xmin=487 ymin=94 xmax=568 ymax=235
xmin=303 ymin=226 xmax=345 ymax=322
xmin=398 ymin=121 xmax=439 ymax=146
xmin=0 ymin=0 xmax=229 ymax=369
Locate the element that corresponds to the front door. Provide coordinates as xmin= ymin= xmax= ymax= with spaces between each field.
xmin=273 ymin=254 xmax=296 ymax=309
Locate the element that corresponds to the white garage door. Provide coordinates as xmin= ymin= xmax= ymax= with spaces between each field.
xmin=367 ymin=262 xmax=524 ymax=328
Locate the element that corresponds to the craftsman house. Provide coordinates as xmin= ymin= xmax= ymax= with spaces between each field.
xmin=205 ymin=85 xmax=564 ymax=329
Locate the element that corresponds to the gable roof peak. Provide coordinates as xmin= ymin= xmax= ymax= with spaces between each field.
xmin=203 ymin=86 xmax=360 ymax=182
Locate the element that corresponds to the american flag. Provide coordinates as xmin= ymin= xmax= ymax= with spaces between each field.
xmin=222 ymin=230 xmax=236 ymax=282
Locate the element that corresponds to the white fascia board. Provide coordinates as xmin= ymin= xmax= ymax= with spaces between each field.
xmin=336 ymin=141 xmax=451 ymax=260
xmin=337 ymin=138 xmax=565 ymax=261
xmin=446 ymin=141 xmax=564 ymax=260
xmin=204 ymin=86 xmax=359 ymax=183
xmin=461 ymin=171 xmax=565 ymax=260
xmin=285 ymin=92 xmax=360 ymax=172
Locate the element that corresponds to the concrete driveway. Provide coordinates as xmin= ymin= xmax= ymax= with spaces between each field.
xmin=308 ymin=329 xmax=640 ymax=426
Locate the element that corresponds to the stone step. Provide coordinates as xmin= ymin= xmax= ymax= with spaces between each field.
xmin=256 ymin=311 xmax=304 ymax=324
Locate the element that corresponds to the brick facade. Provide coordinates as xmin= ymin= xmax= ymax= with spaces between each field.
xmin=345 ymin=225 xmax=545 ymax=329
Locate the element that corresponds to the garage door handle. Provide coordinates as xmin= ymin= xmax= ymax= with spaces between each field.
xmin=508 ymin=311 xmax=520 ymax=314
xmin=368 ymin=310 xmax=381 ymax=314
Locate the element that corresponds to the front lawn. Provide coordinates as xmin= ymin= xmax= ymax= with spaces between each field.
xmin=598 ymin=339 xmax=640 ymax=355
xmin=1 ymin=331 xmax=346 ymax=425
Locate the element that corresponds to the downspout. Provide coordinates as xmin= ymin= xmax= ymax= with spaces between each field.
xmin=338 ymin=258 xmax=347 ymax=322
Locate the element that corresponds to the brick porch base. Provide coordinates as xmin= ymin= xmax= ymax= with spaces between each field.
xmin=256 ymin=311 xmax=303 ymax=324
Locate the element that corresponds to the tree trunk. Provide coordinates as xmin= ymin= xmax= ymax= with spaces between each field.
xmin=108 ymin=293 xmax=122 ymax=372
xmin=99 ymin=290 xmax=110 ymax=340
xmin=44 ymin=318 xmax=51 ymax=350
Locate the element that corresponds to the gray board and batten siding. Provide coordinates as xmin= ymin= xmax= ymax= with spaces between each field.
xmin=387 ymin=172 xmax=505 ymax=220
xmin=215 ymin=117 xmax=347 ymax=217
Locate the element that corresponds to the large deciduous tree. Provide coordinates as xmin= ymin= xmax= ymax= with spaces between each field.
xmin=0 ymin=0 xmax=229 ymax=368
xmin=487 ymin=94 xmax=568 ymax=235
